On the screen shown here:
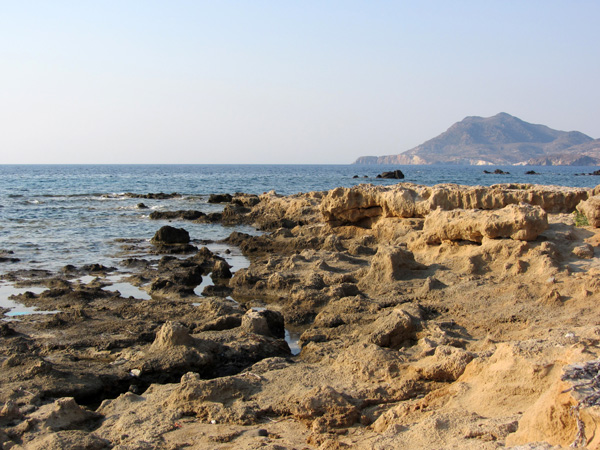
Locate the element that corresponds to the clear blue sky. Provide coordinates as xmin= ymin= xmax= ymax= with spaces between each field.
xmin=1 ymin=1 xmax=598 ymax=164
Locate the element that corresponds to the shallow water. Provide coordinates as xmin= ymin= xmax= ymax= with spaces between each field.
xmin=285 ymin=329 xmax=302 ymax=355
xmin=101 ymin=275 xmax=152 ymax=300
xmin=0 ymin=283 xmax=57 ymax=317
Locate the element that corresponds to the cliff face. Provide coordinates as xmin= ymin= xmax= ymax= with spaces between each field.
xmin=354 ymin=113 xmax=597 ymax=165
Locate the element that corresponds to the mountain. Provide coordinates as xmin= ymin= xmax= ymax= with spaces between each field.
xmin=354 ymin=113 xmax=598 ymax=165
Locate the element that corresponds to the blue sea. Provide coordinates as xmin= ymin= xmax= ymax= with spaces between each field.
xmin=0 ymin=164 xmax=599 ymax=284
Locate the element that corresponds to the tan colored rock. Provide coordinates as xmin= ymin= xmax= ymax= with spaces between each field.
xmin=577 ymin=195 xmax=600 ymax=227
xmin=150 ymin=321 xmax=194 ymax=351
xmin=367 ymin=307 xmax=421 ymax=348
xmin=241 ymin=309 xmax=285 ymax=338
xmin=321 ymin=186 xmax=386 ymax=224
xmin=320 ymin=183 xmax=587 ymax=225
xmin=506 ymin=360 xmax=600 ymax=448
xmin=331 ymin=343 xmax=402 ymax=382
xmin=360 ymin=245 xmax=425 ymax=290
xmin=0 ymin=400 xmax=22 ymax=420
xmin=287 ymin=385 xmax=360 ymax=432
xmin=572 ymin=243 xmax=595 ymax=259
xmin=12 ymin=430 xmax=109 ymax=450
xmin=423 ymin=203 xmax=548 ymax=244
xmin=28 ymin=398 xmax=98 ymax=432
xmin=411 ymin=345 xmax=474 ymax=382
xmin=96 ymin=390 xmax=182 ymax=447
xmin=538 ymin=289 xmax=563 ymax=307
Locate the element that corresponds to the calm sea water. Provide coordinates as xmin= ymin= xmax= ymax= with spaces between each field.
xmin=1 ymin=164 xmax=599 ymax=275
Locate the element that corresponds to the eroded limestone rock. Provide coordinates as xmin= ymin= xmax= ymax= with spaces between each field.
xmin=423 ymin=203 xmax=548 ymax=244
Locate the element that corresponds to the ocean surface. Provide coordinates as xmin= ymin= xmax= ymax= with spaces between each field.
xmin=1 ymin=164 xmax=599 ymax=316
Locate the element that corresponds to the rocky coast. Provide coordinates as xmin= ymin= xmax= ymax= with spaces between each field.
xmin=3 ymin=182 xmax=600 ymax=449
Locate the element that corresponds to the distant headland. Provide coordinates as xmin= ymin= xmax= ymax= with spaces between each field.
xmin=354 ymin=112 xmax=600 ymax=166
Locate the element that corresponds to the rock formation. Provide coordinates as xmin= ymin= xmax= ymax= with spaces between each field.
xmin=3 ymin=182 xmax=600 ymax=449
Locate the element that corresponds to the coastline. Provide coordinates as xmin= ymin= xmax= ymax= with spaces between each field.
xmin=2 ymin=181 xmax=600 ymax=448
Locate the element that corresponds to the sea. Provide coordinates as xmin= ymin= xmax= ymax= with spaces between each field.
xmin=1 ymin=164 xmax=599 ymax=317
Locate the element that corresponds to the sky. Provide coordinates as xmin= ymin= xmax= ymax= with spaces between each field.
xmin=1 ymin=1 xmax=599 ymax=164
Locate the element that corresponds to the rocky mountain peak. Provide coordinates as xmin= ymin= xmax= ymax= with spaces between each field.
xmin=354 ymin=113 xmax=596 ymax=166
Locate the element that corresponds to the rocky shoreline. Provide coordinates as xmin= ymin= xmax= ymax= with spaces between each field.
xmin=2 ymin=182 xmax=600 ymax=449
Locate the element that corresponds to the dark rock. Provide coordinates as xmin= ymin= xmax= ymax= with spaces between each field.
xmin=376 ymin=170 xmax=405 ymax=179
xmin=120 ymin=258 xmax=152 ymax=269
xmin=212 ymin=260 xmax=233 ymax=279
xmin=151 ymin=226 xmax=190 ymax=245
xmin=231 ymin=194 xmax=260 ymax=207
xmin=137 ymin=203 xmax=148 ymax=209
xmin=0 ymin=249 xmax=19 ymax=263
xmin=484 ymin=169 xmax=510 ymax=175
xmin=208 ymin=193 xmax=233 ymax=203
xmin=204 ymin=212 xmax=223 ymax=222
xmin=151 ymin=244 xmax=198 ymax=254
xmin=0 ymin=323 xmax=15 ymax=337
xmin=221 ymin=204 xmax=252 ymax=225
xmin=196 ymin=314 xmax=242 ymax=331
xmin=0 ymin=256 xmax=19 ymax=263
xmin=125 ymin=192 xmax=180 ymax=199
xmin=525 ymin=170 xmax=539 ymax=175
xmin=201 ymin=284 xmax=234 ymax=297
xmin=82 ymin=264 xmax=116 ymax=274
xmin=149 ymin=210 xmax=206 ymax=221
xmin=148 ymin=210 xmax=222 ymax=223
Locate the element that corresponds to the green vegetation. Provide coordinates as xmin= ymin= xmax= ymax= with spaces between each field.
xmin=574 ymin=211 xmax=590 ymax=227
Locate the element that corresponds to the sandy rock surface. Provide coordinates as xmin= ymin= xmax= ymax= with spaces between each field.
xmin=3 ymin=182 xmax=600 ymax=449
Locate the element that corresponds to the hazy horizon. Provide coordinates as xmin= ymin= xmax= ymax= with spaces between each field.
xmin=1 ymin=1 xmax=598 ymax=164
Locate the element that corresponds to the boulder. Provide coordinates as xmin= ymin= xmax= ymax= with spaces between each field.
xmin=150 ymin=226 xmax=190 ymax=245
xmin=576 ymin=195 xmax=600 ymax=227
xmin=212 ymin=259 xmax=232 ymax=279
xmin=367 ymin=307 xmax=421 ymax=348
xmin=573 ymin=244 xmax=594 ymax=259
xmin=423 ymin=203 xmax=548 ymax=244
xmin=376 ymin=170 xmax=405 ymax=179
